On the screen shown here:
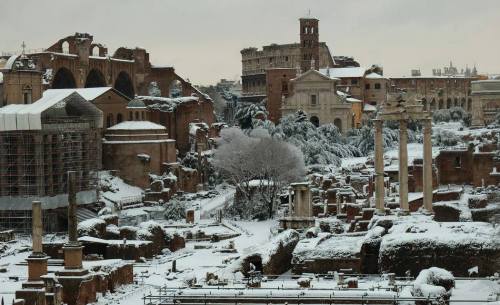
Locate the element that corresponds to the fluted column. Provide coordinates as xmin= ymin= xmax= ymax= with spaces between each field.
xmin=399 ymin=120 xmax=409 ymax=212
xmin=374 ymin=119 xmax=385 ymax=213
xmin=423 ymin=118 xmax=433 ymax=212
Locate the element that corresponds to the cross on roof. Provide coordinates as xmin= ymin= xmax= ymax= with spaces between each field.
xmin=21 ymin=41 xmax=26 ymax=54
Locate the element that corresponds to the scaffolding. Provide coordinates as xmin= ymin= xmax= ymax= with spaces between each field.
xmin=0 ymin=116 xmax=101 ymax=232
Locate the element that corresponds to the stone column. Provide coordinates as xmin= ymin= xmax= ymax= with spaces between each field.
xmin=423 ymin=118 xmax=433 ymax=212
xmin=64 ymin=171 xmax=83 ymax=270
xmin=26 ymin=201 xmax=48 ymax=283
xmin=399 ymin=120 xmax=409 ymax=212
xmin=32 ymin=201 xmax=43 ymax=254
xmin=288 ymin=187 xmax=293 ymax=216
xmin=374 ymin=119 xmax=385 ymax=213
xmin=67 ymin=171 xmax=78 ymax=245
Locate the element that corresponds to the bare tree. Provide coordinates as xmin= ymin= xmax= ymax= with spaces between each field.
xmin=214 ymin=127 xmax=305 ymax=218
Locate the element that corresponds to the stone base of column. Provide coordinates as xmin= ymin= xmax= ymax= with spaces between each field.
xmin=26 ymin=254 xmax=49 ymax=283
xmin=62 ymin=245 xmax=84 ymax=270
xmin=398 ymin=209 xmax=410 ymax=216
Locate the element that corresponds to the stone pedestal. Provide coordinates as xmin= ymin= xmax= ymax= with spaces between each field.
xmin=398 ymin=120 xmax=409 ymax=212
xmin=26 ymin=255 xmax=49 ymax=284
xmin=63 ymin=245 xmax=83 ymax=270
xmin=374 ymin=119 xmax=385 ymax=213
xmin=423 ymin=118 xmax=433 ymax=212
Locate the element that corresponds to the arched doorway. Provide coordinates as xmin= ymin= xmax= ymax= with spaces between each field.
xmin=334 ymin=118 xmax=342 ymax=133
xmin=85 ymin=69 xmax=107 ymax=88
xmin=310 ymin=116 xmax=319 ymax=127
xmin=116 ymin=113 xmax=123 ymax=124
xmin=52 ymin=67 xmax=76 ymax=89
xmin=114 ymin=71 xmax=135 ymax=98
xmin=439 ymin=99 xmax=444 ymax=109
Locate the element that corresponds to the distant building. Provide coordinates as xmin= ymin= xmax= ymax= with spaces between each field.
xmin=241 ymin=18 xmax=359 ymax=103
xmin=470 ymin=79 xmax=500 ymax=126
xmin=282 ymin=69 xmax=354 ymax=132
xmin=390 ymin=62 xmax=483 ymax=113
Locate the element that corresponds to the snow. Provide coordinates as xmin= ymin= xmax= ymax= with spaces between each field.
xmin=99 ymin=171 xmax=143 ymax=207
xmin=319 ymin=67 xmax=366 ymax=78
xmin=365 ymin=72 xmax=385 ymax=79
xmin=107 ymin=120 xmax=166 ymax=130
xmin=0 ymin=71 xmax=3 ymax=83
xmin=379 ymin=215 xmax=500 ymax=253
xmin=413 ymin=267 xmax=454 ymax=298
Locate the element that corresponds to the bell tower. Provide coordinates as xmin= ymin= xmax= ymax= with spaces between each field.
xmin=299 ymin=17 xmax=319 ymax=73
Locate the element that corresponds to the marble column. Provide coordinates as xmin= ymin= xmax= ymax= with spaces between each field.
xmin=399 ymin=120 xmax=409 ymax=212
xmin=423 ymin=118 xmax=433 ymax=212
xmin=31 ymin=201 xmax=43 ymax=254
xmin=374 ymin=119 xmax=385 ymax=213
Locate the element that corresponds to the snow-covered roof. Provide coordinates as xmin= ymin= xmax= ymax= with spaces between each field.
xmin=3 ymin=55 xmax=19 ymax=70
xmin=43 ymin=87 xmax=129 ymax=102
xmin=127 ymin=99 xmax=146 ymax=109
xmin=363 ymin=104 xmax=377 ymax=112
xmin=138 ymin=95 xmax=200 ymax=112
xmin=347 ymin=97 xmax=361 ymax=103
xmin=319 ymin=67 xmax=366 ymax=78
xmin=0 ymin=90 xmax=103 ymax=131
xmin=0 ymin=90 xmax=75 ymax=131
xmin=107 ymin=120 xmax=166 ymax=130
xmin=365 ymin=72 xmax=385 ymax=79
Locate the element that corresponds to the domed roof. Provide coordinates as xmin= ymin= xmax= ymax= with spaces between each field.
xmin=127 ymin=99 xmax=146 ymax=108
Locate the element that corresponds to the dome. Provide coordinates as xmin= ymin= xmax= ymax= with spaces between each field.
xmin=127 ymin=99 xmax=146 ymax=109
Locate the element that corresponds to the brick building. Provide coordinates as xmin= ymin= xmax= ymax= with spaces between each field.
xmin=241 ymin=18 xmax=356 ymax=103
xmin=436 ymin=145 xmax=500 ymax=187
xmin=0 ymin=91 xmax=102 ymax=232
xmin=0 ymin=32 xmax=210 ymax=106
xmin=102 ymin=121 xmax=176 ymax=189
xmin=390 ymin=63 xmax=483 ymax=113
xmin=137 ymin=95 xmax=215 ymax=154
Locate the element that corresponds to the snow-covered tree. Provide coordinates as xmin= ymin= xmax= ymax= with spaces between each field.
xmin=148 ymin=81 xmax=162 ymax=97
xmin=164 ymin=199 xmax=186 ymax=221
xmin=213 ymin=127 xmax=305 ymax=218
xmin=234 ymin=102 xmax=268 ymax=129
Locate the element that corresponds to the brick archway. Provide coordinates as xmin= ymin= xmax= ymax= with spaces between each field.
xmin=85 ymin=69 xmax=106 ymax=88
xmin=52 ymin=67 xmax=77 ymax=89
xmin=114 ymin=71 xmax=135 ymax=98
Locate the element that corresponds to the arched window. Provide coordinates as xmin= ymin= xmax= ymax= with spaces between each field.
xmin=374 ymin=83 xmax=381 ymax=90
xmin=116 ymin=113 xmax=123 ymax=124
xmin=62 ymin=41 xmax=69 ymax=54
xmin=92 ymin=46 xmax=100 ymax=56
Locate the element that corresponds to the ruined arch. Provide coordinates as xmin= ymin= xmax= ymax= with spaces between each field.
xmin=310 ymin=115 xmax=319 ymax=127
xmin=52 ymin=67 xmax=76 ymax=89
xmin=169 ymin=79 xmax=182 ymax=98
xmin=85 ymin=69 xmax=107 ymax=88
xmin=62 ymin=41 xmax=69 ymax=53
xmin=91 ymin=46 xmax=100 ymax=56
xmin=334 ymin=118 xmax=342 ymax=132
xmin=114 ymin=71 xmax=135 ymax=98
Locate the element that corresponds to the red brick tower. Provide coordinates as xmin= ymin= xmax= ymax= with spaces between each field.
xmin=299 ymin=18 xmax=320 ymax=73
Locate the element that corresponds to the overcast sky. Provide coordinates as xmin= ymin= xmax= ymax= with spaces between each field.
xmin=1 ymin=0 xmax=499 ymax=85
